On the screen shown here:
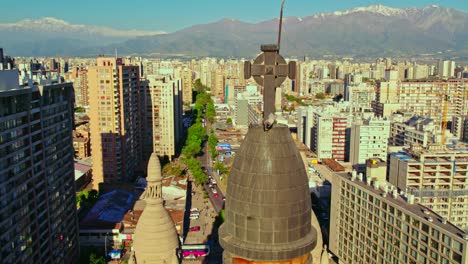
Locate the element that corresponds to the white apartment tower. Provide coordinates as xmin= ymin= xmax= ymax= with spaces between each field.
xmin=146 ymin=75 xmax=183 ymax=160
xmin=350 ymin=118 xmax=390 ymax=170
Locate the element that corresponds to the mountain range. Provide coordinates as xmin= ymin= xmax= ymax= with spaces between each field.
xmin=0 ymin=5 xmax=467 ymax=58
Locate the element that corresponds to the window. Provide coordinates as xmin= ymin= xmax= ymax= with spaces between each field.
xmin=452 ymin=240 xmax=462 ymax=252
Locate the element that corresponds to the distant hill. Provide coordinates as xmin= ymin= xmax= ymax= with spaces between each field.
xmin=1 ymin=5 xmax=467 ymax=58
xmin=0 ymin=17 xmax=165 ymax=56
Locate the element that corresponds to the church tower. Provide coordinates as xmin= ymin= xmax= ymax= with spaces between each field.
xmin=132 ymin=153 xmax=180 ymax=263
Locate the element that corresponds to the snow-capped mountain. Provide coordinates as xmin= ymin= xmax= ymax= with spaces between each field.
xmin=1 ymin=5 xmax=467 ymax=58
xmin=313 ymin=4 xmax=408 ymax=18
xmin=0 ymin=17 xmax=165 ymax=56
xmin=0 ymin=17 xmax=165 ymax=37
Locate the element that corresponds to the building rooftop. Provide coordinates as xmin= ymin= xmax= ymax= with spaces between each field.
xmin=79 ymin=190 xmax=136 ymax=230
xmin=338 ymin=172 xmax=467 ymax=238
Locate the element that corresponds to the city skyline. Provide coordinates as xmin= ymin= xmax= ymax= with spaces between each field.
xmin=0 ymin=1 xmax=466 ymax=32
xmin=1 ymin=0 xmax=468 ymax=259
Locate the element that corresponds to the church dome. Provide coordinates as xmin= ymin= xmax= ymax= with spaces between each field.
xmin=219 ymin=125 xmax=317 ymax=262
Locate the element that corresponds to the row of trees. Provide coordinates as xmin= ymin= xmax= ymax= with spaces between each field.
xmin=208 ymin=129 xmax=218 ymax=159
xmin=182 ymin=81 xmax=214 ymax=185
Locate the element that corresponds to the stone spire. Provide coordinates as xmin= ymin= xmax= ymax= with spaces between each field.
xmin=132 ymin=153 xmax=179 ymax=264
xmin=320 ymin=245 xmax=329 ymax=264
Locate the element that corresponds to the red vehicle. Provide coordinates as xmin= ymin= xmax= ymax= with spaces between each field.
xmin=211 ymin=188 xmax=218 ymax=198
xmin=189 ymin=226 xmax=201 ymax=232
xmin=181 ymin=244 xmax=210 ymax=259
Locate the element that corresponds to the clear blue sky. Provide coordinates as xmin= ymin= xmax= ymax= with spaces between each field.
xmin=1 ymin=0 xmax=466 ymax=32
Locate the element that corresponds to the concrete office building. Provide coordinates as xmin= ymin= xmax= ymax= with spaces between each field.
xmin=0 ymin=70 xmax=79 ymax=263
xmin=389 ymin=144 xmax=468 ymax=229
xmin=350 ymin=118 xmax=390 ymax=170
xmin=88 ymin=57 xmax=142 ymax=185
xmin=145 ymin=75 xmax=183 ymax=160
xmin=329 ymin=171 xmax=468 ymax=264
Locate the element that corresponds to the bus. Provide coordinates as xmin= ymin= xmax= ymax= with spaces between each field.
xmin=181 ymin=244 xmax=210 ymax=259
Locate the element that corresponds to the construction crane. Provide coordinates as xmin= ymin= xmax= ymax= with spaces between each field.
xmin=440 ymin=94 xmax=452 ymax=145
xmin=441 ymin=84 xmax=450 ymax=145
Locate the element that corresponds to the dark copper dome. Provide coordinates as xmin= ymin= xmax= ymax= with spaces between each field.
xmin=219 ymin=125 xmax=317 ymax=262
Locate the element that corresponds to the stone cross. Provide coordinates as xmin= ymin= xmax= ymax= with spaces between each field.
xmin=244 ymin=44 xmax=296 ymax=119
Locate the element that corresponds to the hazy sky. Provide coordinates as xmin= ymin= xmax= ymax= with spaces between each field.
xmin=1 ymin=0 xmax=466 ymax=32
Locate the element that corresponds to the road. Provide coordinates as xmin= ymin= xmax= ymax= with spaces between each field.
xmin=181 ymin=121 xmax=225 ymax=263
xmin=200 ymin=120 xmax=225 ymax=213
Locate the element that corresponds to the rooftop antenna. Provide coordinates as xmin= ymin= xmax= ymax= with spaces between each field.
xmin=277 ymin=0 xmax=286 ymax=51
xmin=115 ymin=48 xmax=118 ymax=59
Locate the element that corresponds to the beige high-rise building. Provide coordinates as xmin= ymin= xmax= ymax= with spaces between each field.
xmin=329 ymin=171 xmax=468 ymax=264
xmin=389 ymin=144 xmax=468 ymax=229
xmin=88 ymin=57 xmax=141 ymax=185
xmin=211 ymin=69 xmax=225 ymax=98
xmin=145 ymin=75 xmax=183 ymax=160
xmin=179 ymin=67 xmax=193 ymax=105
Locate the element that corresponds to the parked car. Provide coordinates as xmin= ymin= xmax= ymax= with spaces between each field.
xmin=211 ymin=188 xmax=219 ymax=198
xmin=190 ymin=208 xmax=199 ymax=213
xmin=189 ymin=226 xmax=201 ymax=232
xmin=189 ymin=214 xmax=199 ymax=220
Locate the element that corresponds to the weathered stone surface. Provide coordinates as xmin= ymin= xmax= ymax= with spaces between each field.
xmin=220 ymin=125 xmax=317 ymax=262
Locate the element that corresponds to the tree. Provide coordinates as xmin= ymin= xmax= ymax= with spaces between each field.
xmin=226 ymin=118 xmax=233 ymax=125
xmin=206 ymin=101 xmax=216 ymax=123
xmin=89 ymin=253 xmax=106 ymax=264
xmin=315 ymin=92 xmax=326 ymax=100
xmin=208 ymin=133 xmax=218 ymax=158
xmin=163 ymin=163 xmax=185 ymax=177
xmin=214 ymin=161 xmax=229 ymax=175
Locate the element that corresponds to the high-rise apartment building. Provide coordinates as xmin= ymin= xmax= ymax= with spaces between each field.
xmin=145 ymin=74 xmax=183 ymax=160
xmin=0 ymin=70 xmax=79 ymax=263
xmin=88 ymin=57 xmax=141 ymax=185
xmin=389 ymin=115 xmax=439 ymax=147
xmin=374 ymin=80 xmax=468 ymax=122
xmin=65 ymin=68 xmax=88 ymax=107
xmin=329 ymin=171 xmax=468 ymax=264
xmin=350 ymin=118 xmax=390 ymax=170
xmin=297 ymin=105 xmax=350 ymax=161
xmin=345 ymin=82 xmax=376 ymax=109
xmin=234 ymin=90 xmax=263 ymax=127
xmin=389 ymin=144 xmax=468 ymax=228
xmin=439 ymin=60 xmax=456 ymax=79
xmin=179 ymin=68 xmax=193 ymax=105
